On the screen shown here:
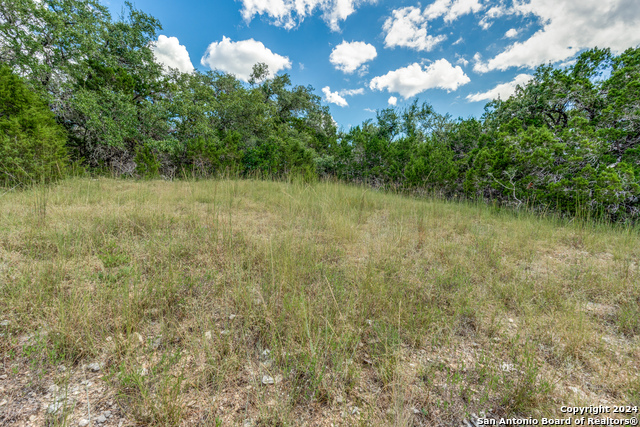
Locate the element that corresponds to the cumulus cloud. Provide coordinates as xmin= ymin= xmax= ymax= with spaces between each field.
xmin=505 ymin=28 xmax=518 ymax=38
xmin=200 ymin=37 xmax=291 ymax=82
xmin=239 ymin=0 xmax=375 ymax=31
xmin=322 ymin=86 xmax=349 ymax=107
xmin=322 ymin=87 xmax=364 ymax=106
xmin=383 ymin=1 xmax=481 ymax=51
xmin=475 ymin=0 xmax=640 ymax=73
xmin=388 ymin=96 xmax=398 ymax=106
xmin=370 ymin=59 xmax=470 ymax=99
xmin=466 ymin=73 xmax=533 ymax=102
xmin=456 ymin=54 xmax=469 ymax=66
xmin=383 ymin=6 xmax=446 ymax=51
xmin=472 ymin=52 xmax=489 ymax=73
xmin=151 ymin=35 xmax=194 ymax=73
xmin=424 ymin=0 xmax=483 ymax=22
xmin=330 ymin=41 xmax=377 ymax=74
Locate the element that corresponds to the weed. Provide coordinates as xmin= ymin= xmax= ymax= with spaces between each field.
xmin=0 ymin=178 xmax=637 ymax=425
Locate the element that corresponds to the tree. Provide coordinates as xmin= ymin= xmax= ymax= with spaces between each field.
xmin=0 ymin=65 xmax=67 ymax=186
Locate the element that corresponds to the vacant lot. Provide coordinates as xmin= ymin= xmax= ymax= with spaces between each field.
xmin=0 ymin=178 xmax=638 ymax=426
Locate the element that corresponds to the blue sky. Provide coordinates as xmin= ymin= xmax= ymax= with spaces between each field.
xmin=106 ymin=0 xmax=640 ymax=129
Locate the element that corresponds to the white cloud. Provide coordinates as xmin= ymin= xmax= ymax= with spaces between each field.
xmin=505 ymin=28 xmax=518 ymax=38
xmin=321 ymin=87 xmax=364 ymax=106
xmin=388 ymin=96 xmax=398 ymax=106
xmin=466 ymin=73 xmax=533 ymax=102
xmin=383 ymin=6 xmax=446 ymax=51
xmin=475 ymin=0 xmax=640 ymax=73
xmin=478 ymin=5 xmax=508 ymax=29
xmin=472 ymin=52 xmax=489 ymax=73
xmin=370 ymin=59 xmax=470 ymax=99
xmin=322 ymin=86 xmax=349 ymax=107
xmin=200 ymin=37 xmax=291 ymax=82
xmin=383 ymin=0 xmax=482 ymax=51
xmin=423 ymin=0 xmax=450 ymax=20
xmin=151 ymin=35 xmax=194 ymax=73
xmin=330 ymin=41 xmax=377 ymax=74
xmin=424 ymin=0 xmax=483 ymax=22
xmin=239 ymin=0 xmax=375 ymax=31
xmin=456 ymin=54 xmax=469 ymax=66
xmin=339 ymin=88 xmax=365 ymax=96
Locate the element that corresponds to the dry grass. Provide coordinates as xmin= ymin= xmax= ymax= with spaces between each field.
xmin=0 ymin=177 xmax=639 ymax=426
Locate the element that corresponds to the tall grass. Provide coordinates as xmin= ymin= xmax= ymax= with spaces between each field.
xmin=0 ymin=178 xmax=638 ymax=425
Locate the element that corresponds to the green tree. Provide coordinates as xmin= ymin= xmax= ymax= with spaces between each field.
xmin=0 ymin=66 xmax=67 ymax=186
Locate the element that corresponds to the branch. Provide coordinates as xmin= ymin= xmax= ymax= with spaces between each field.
xmin=488 ymin=171 xmax=522 ymax=206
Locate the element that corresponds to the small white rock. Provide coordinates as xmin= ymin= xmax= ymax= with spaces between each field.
xmin=501 ymin=363 xmax=514 ymax=372
xmin=229 ymin=314 xmax=236 ymax=320
xmin=261 ymin=375 xmax=275 ymax=385
xmin=104 ymin=410 xmax=112 ymax=418
xmin=78 ymin=419 xmax=90 ymax=427
xmin=133 ymin=332 xmax=144 ymax=345
xmin=47 ymin=401 xmax=63 ymax=414
xmin=96 ymin=414 xmax=107 ymax=423
xmin=88 ymin=362 xmax=101 ymax=372
xmin=204 ymin=331 xmax=213 ymax=340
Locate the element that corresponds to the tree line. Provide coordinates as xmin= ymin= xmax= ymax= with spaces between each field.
xmin=1 ymin=0 xmax=638 ymax=222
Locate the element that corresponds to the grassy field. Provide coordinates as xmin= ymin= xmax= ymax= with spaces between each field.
xmin=0 ymin=178 xmax=639 ymax=426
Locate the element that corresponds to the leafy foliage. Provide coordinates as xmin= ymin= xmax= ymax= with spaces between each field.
xmin=322 ymin=49 xmax=639 ymax=222
xmin=0 ymin=65 xmax=67 ymax=186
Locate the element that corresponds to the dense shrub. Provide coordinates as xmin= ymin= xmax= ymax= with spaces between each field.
xmin=0 ymin=66 xmax=67 ymax=187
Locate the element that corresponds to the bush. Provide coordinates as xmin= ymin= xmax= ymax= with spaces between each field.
xmin=0 ymin=66 xmax=68 ymax=187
